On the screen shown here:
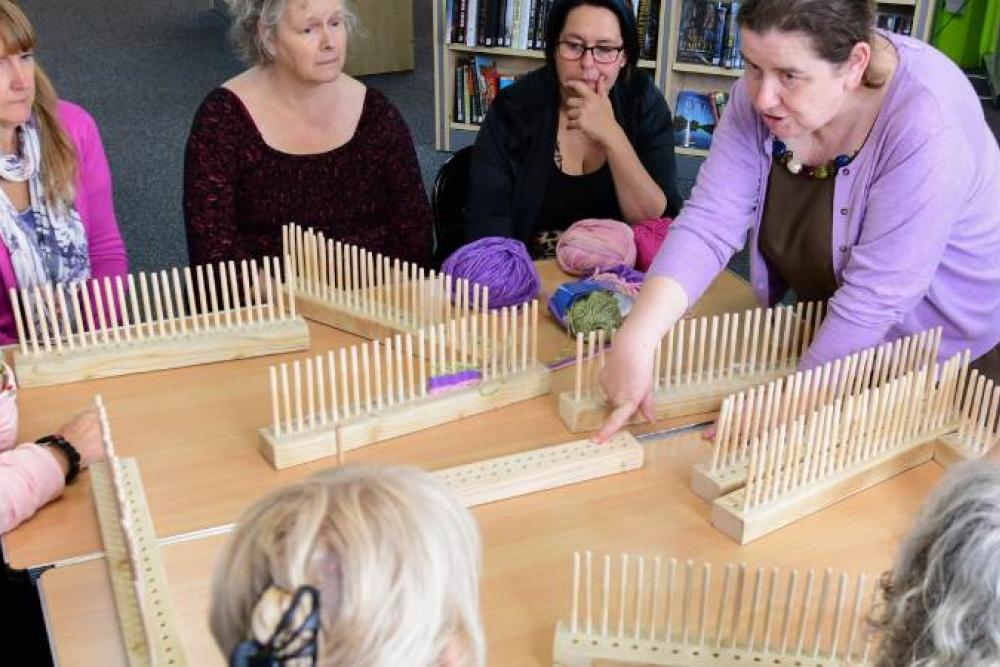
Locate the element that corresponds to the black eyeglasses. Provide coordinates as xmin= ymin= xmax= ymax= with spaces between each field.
xmin=556 ymin=40 xmax=625 ymax=64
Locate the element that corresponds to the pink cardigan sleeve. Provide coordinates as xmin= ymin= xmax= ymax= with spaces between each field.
xmin=0 ymin=366 xmax=65 ymax=533
xmin=57 ymin=100 xmax=129 ymax=280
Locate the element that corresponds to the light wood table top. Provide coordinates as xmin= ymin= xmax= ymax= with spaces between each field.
xmin=32 ymin=263 xmax=948 ymax=665
xmin=4 ymin=264 xmax=754 ymax=570
xmin=40 ymin=430 xmax=944 ymax=666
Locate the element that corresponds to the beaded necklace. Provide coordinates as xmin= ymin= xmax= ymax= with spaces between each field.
xmin=772 ymin=139 xmax=859 ymax=179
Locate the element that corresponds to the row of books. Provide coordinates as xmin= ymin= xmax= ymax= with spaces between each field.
xmin=673 ymin=90 xmax=729 ymax=150
xmin=676 ymin=0 xmax=743 ymax=69
xmin=453 ymin=56 xmax=517 ymax=125
xmin=446 ymin=0 xmax=553 ymax=50
xmin=876 ymin=9 xmax=914 ymax=36
xmin=445 ymin=0 xmax=661 ymax=60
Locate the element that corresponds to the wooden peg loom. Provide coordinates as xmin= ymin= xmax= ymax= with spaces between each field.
xmin=10 ymin=257 xmax=309 ymax=387
xmin=692 ymin=328 xmax=943 ymax=500
xmin=282 ymin=223 xmax=491 ymax=341
xmin=710 ymin=352 xmax=968 ymax=544
xmin=437 ymin=432 xmax=644 ymax=507
xmin=553 ymin=551 xmax=880 ymax=666
xmin=259 ymin=300 xmax=547 ymax=469
xmin=934 ymin=367 xmax=1000 ymax=466
xmin=91 ymin=396 xmax=186 ymax=666
xmin=558 ymin=301 xmax=826 ymax=432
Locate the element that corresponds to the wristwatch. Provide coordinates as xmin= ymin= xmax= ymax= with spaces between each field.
xmin=36 ymin=434 xmax=81 ymax=484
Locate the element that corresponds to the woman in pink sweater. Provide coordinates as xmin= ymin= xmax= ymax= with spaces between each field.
xmin=0 ymin=1 xmax=127 ymax=344
xmin=0 ymin=1 xmax=126 ymax=530
xmin=0 ymin=363 xmax=103 ymax=533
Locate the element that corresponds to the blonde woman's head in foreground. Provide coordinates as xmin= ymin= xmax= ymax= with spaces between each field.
xmin=210 ymin=463 xmax=485 ymax=667
xmin=873 ymin=460 xmax=1000 ymax=666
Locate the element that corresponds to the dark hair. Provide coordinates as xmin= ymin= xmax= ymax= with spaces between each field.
xmin=737 ymin=0 xmax=885 ymax=87
xmin=544 ymin=0 xmax=640 ymax=79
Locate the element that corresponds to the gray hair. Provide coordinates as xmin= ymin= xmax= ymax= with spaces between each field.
xmin=210 ymin=463 xmax=486 ymax=666
xmin=224 ymin=0 xmax=359 ymax=66
xmin=873 ymin=461 xmax=1000 ymax=666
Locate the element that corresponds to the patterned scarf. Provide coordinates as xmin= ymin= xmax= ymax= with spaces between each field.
xmin=0 ymin=117 xmax=89 ymax=294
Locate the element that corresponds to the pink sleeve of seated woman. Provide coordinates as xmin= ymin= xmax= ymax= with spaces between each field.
xmin=0 ymin=391 xmax=65 ymax=533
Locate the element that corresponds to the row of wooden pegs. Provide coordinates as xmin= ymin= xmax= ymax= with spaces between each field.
xmin=560 ymin=551 xmax=878 ymax=664
xmin=268 ymin=301 xmax=540 ymax=438
xmin=283 ymin=222 xmax=486 ymax=329
xmin=708 ymin=327 xmax=943 ymax=475
xmin=10 ymin=256 xmax=296 ymax=357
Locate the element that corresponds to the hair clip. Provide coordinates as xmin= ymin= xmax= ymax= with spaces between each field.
xmin=229 ymin=585 xmax=321 ymax=667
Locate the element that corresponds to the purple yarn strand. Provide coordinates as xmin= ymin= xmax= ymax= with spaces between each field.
xmin=441 ymin=237 xmax=540 ymax=308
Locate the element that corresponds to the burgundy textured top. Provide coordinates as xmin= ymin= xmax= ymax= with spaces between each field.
xmin=183 ymin=87 xmax=432 ymax=267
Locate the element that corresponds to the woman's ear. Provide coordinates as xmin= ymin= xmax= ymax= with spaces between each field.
xmin=844 ymin=40 xmax=872 ymax=88
xmin=258 ymin=20 xmax=277 ymax=60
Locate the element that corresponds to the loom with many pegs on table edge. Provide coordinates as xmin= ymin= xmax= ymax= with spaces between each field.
xmin=90 ymin=395 xmax=186 ymax=666
xmin=705 ymin=347 xmax=1000 ymax=544
xmin=259 ymin=300 xmax=552 ymax=469
xmin=281 ymin=223 xmax=493 ymax=342
xmin=692 ymin=327 xmax=943 ymax=501
xmin=559 ymin=300 xmax=827 ymax=432
xmin=10 ymin=256 xmax=309 ymax=387
xmin=553 ymin=551 xmax=881 ymax=666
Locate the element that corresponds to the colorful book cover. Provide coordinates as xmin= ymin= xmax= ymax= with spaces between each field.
xmin=673 ymin=91 xmax=717 ymax=150
xmin=676 ymin=0 xmax=718 ymax=65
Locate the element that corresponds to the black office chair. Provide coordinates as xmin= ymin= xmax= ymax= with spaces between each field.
xmin=431 ymin=145 xmax=474 ymax=269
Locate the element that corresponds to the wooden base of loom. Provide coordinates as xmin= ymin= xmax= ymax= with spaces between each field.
xmin=691 ymin=460 xmax=748 ymax=502
xmin=558 ymin=371 xmax=784 ymax=433
xmin=288 ymin=286 xmax=419 ymax=340
xmin=13 ymin=319 xmax=309 ymax=388
xmin=259 ymin=364 xmax=552 ymax=469
xmin=91 ymin=460 xmax=186 ymax=666
xmin=438 ymin=432 xmax=643 ymax=507
xmin=551 ymin=622 xmax=842 ymax=667
xmin=709 ymin=434 xmax=950 ymax=545
xmin=933 ymin=433 xmax=976 ymax=468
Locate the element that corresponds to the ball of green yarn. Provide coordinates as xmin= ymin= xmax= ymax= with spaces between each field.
xmin=567 ymin=291 xmax=622 ymax=336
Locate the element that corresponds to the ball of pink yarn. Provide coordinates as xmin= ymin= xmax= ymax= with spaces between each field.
xmin=633 ymin=218 xmax=674 ymax=271
xmin=556 ymin=219 xmax=636 ymax=276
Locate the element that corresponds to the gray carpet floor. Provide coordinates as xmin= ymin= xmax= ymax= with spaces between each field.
xmin=19 ymin=0 xmax=1000 ymax=277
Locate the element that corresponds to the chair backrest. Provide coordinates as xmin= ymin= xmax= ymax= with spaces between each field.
xmin=431 ymin=145 xmax=474 ymax=268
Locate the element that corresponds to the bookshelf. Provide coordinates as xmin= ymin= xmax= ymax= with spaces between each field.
xmin=432 ymin=0 xmax=937 ymax=156
xmin=432 ymin=0 xmax=670 ymax=150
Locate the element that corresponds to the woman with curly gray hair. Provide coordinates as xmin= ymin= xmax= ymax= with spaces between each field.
xmin=873 ymin=460 xmax=1000 ymax=666
xmin=183 ymin=0 xmax=433 ymax=269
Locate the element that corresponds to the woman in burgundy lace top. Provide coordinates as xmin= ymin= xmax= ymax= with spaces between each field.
xmin=183 ymin=0 xmax=432 ymax=268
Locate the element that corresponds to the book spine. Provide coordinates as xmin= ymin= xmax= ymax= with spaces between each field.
xmin=711 ymin=2 xmax=727 ymax=66
xmin=478 ymin=0 xmax=489 ymax=46
xmin=466 ymin=0 xmax=478 ymax=45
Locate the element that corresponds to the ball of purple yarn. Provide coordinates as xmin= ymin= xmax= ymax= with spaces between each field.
xmin=441 ymin=237 xmax=541 ymax=308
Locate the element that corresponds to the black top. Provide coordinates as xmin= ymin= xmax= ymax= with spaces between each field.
xmin=465 ymin=65 xmax=681 ymax=245
xmin=537 ymin=161 xmax=621 ymax=233
xmin=758 ymin=163 xmax=838 ymax=302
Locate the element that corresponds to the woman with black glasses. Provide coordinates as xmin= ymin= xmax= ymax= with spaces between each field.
xmin=465 ymin=0 xmax=680 ymax=258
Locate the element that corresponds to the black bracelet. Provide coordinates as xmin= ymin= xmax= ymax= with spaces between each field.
xmin=36 ymin=434 xmax=81 ymax=484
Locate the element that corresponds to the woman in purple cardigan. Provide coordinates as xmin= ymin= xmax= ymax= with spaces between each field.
xmin=0 ymin=1 xmax=128 ymax=346
xmin=598 ymin=0 xmax=1000 ymax=438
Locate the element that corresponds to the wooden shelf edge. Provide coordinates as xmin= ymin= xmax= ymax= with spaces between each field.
xmin=450 ymin=122 xmax=481 ymax=131
xmin=675 ymin=146 xmax=709 ymax=157
xmin=672 ymin=61 xmax=744 ymax=78
xmin=446 ymin=43 xmax=545 ymax=59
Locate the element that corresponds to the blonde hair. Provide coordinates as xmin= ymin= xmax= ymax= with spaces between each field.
xmin=224 ymin=0 xmax=359 ymax=66
xmin=210 ymin=463 xmax=486 ymax=667
xmin=0 ymin=1 xmax=76 ymax=206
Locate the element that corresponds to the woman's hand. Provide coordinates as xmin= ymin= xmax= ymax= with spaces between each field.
xmin=563 ymin=77 xmax=624 ymax=149
xmin=594 ymin=332 xmax=656 ymax=442
xmin=58 ymin=408 xmax=105 ymax=467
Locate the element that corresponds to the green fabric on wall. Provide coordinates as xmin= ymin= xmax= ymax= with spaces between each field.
xmin=933 ymin=0 xmax=1000 ymax=68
